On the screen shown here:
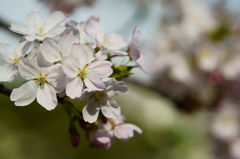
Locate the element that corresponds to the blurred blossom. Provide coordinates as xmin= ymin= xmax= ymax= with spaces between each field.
xmin=230 ymin=138 xmax=240 ymax=159
xmin=195 ymin=47 xmax=220 ymax=72
xmin=39 ymin=0 xmax=96 ymax=13
xmin=211 ymin=100 xmax=240 ymax=142
xmin=179 ymin=0 xmax=216 ymax=42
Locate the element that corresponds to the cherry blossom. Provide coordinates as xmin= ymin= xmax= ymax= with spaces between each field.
xmin=10 ymin=11 xmax=67 ymax=41
xmin=81 ymin=78 xmax=128 ymax=123
xmin=129 ymin=26 xmax=149 ymax=74
xmin=85 ymin=20 xmax=128 ymax=55
xmin=62 ymin=43 xmax=112 ymax=99
xmin=0 ymin=37 xmax=33 ymax=82
xmin=10 ymin=52 xmax=67 ymax=110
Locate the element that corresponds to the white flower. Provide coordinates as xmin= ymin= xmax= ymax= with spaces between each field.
xmin=62 ymin=43 xmax=113 ymax=99
xmin=41 ymin=29 xmax=79 ymax=63
xmin=10 ymin=52 xmax=67 ymax=110
xmin=211 ymin=100 xmax=240 ymax=142
xmin=10 ymin=11 xmax=67 ymax=41
xmin=81 ymin=78 xmax=128 ymax=123
xmin=85 ymin=20 xmax=128 ymax=55
xmin=0 ymin=37 xmax=32 ymax=82
xmin=129 ymin=26 xmax=149 ymax=74
xmin=99 ymin=115 xmax=142 ymax=141
xmin=195 ymin=47 xmax=219 ymax=72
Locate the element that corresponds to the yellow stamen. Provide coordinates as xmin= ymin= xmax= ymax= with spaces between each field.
xmin=78 ymin=65 xmax=89 ymax=78
xmin=11 ymin=58 xmax=19 ymax=65
xmin=95 ymin=91 xmax=108 ymax=104
xmin=102 ymin=37 xmax=110 ymax=45
xmin=36 ymin=73 xmax=48 ymax=85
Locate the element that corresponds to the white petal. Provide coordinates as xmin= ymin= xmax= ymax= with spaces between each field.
xmin=80 ymin=89 xmax=94 ymax=102
xmin=16 ymin=37 xmax=33 ymax=56
xmin=41 ymin=38 xmax=61 ymax=62
xmin=101 ymin=97 xmax=121 ymax=118
xmin=129 ymin=44 xmax=141 ymax=61
xmin=112 ymin=115 xmax=126 ymax=125
xmin=0 ymin=66 xmax=18 ymax=82
xmin=45 ymin=11 xmax=67 ymax=34
xmin=25 ymin=34 xmax=44 ymax=41
xmin=66 ymin=77 xmax=83 ymax=99
xmin=58 ymin=30 xmax=79 ymax=56
xmin=105 ymin=78 xmax=128 ymax=97
xmin=45 ymin=26 xmax=66 ymax=38
xmin=10 ymin=80 xmax=38 ymax=106
xmin=105 ymin=34 xmax=127 ymax=50
xmin=62 ymin=56 xmax=79 ymax=78
xmin=71 ymin=43 xmax=88 ymax=68
xmin=84 ymin=75 xmax=105 ymax=91
xmin=114 ymin=124 xmax=142 ymax=140
xmin=88 ymin=61 xmax=113 ymax=78
xmin=26 ymin=12 xmax=44 ymax=32
xmin=0 ymin=44 xmax=15 ymax=66
xmin=106 ymin=50 xmax=128 ymax=56
xmin=47 ymin=65 xmax=67 ymax=91
xmin=18 ymin=58 xmax=39 ymax=80
xmin=83 ymin=45 xmax=95 ymax=63
xmin=95 ymin=50 xmax=108 ymax=61
xmin=75 ymin=23 xmax=87 ymax=44
xmin=10 ymin=23 xmax=32 ymax=35
xmin=82 ymin=97 xmax=100 ymax=123
xmin=85 ymin=21 xmax=104 ymax=41
xmin=96 ymin=39 xmax=127 ymax=55
xmin=132 ymin=25 xmax=141 ymax=45
xmin=136 ymin=51 xmax=150 ymax=74
xmin=25 ymin=45 xmax=38 ymax=60
xmin=37 ymin=84 xmax=57 ymax=110
xmin=37 ymin=51 xmax=53 ymax=68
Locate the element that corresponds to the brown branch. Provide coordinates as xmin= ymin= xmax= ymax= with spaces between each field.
xmin=0 ymin=84 xmax=12 ymax=96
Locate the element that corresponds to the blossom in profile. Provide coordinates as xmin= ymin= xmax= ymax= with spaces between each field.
xmin=101 ymin=115 xmax=142 ymax=141
xmin=81 ymin=78 xmax=128 ymax=123
xmin=10 ymin=52 xmax=67 ymax=110
xmin=129 ymin=26 xmax=149 ymax=74
xmin=62 ymin=43 xmax=112 ymax=99
xmin=85 ymin=20 xmax=128 ymax=55
xmin=88 ymin=115 xmax=141 ymax=150
xmin=10 ymin=11 xmax=67 ymax=41
xmin=0 ymin=37 xmax=33 ymax=82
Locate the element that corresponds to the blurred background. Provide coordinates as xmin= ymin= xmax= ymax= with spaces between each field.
xmin=1 ymin=0 xmax=240 ymax=158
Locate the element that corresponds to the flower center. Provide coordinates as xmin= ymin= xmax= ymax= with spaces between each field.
xmin=35 ymin=23 xmax=46 ymax=37
xmin=95 ymin=91 xmax=108 ymax=104
xmin=78 ymin=65 xmax=89 ymax=78
xmin=11 ymin=58 xmax=19 ymax=66
xmin=36 ymin=73 xmax=48 ymax=86
xmin=102 ymin=36 xmax=110 ymax=45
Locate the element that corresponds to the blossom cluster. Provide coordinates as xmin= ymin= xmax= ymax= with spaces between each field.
xmin=150 ymin=0 xmax=240 ymax=158
xmin=0 ymin=11 xmax=146 ymax=149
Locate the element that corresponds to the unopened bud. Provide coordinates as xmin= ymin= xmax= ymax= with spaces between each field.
xmin=70 ymin=132 xmax=80 ymax=147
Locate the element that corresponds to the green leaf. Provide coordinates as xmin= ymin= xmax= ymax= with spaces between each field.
xmin=208 ymin=22 xmax=230 ymax=42
xmin=110 ymin=65 xmax=136 ymax=80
